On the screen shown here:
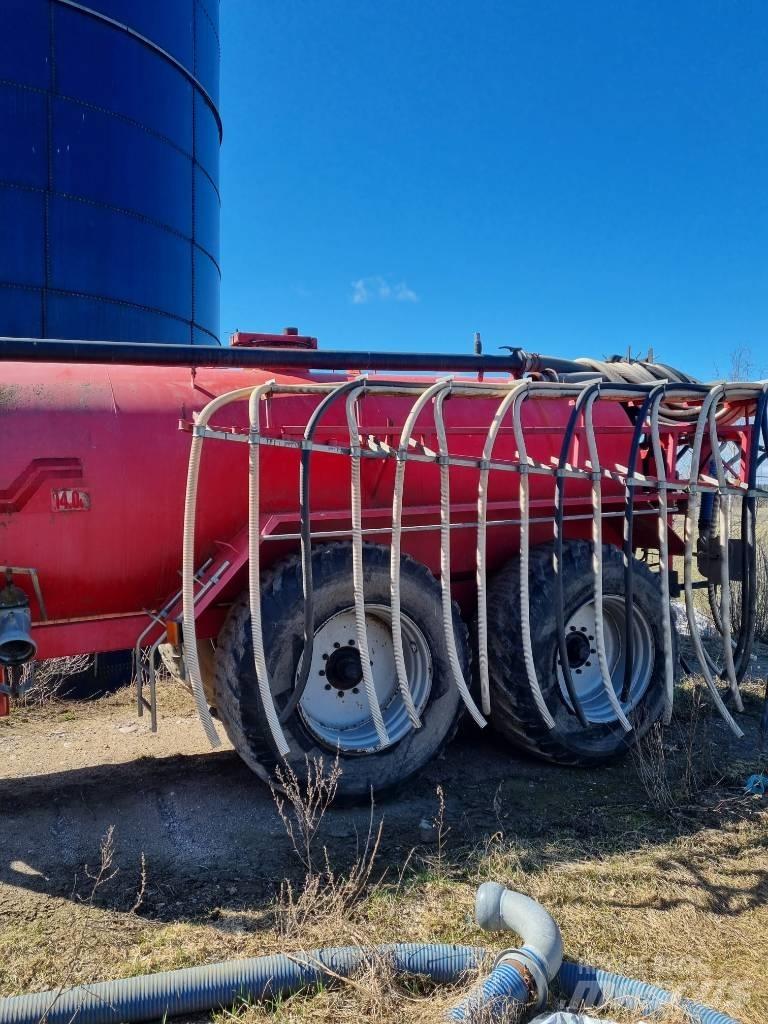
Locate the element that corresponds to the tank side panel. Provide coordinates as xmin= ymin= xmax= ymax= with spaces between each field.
xmin=0 ymin=365 xmax=636 ymax=650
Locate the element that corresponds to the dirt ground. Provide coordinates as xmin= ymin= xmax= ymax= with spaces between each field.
xmin=0 ymin=677 xmax=766 ymax=1023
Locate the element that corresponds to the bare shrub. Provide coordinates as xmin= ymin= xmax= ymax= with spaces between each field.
xmin=419 ymin=785 xmax=452 ymax=882
xmin=271 ymin=755 xmax=384 ymax=939
xmin=272 ymin=754 xmax=343 ymax=872
xmin=275 ymin=826 xmax=383 ymax=939
xmin=631 ymin=687 xmax=717 ymax=812
xmin=752 ymin=541 xmax=768 ymax=644
xmin=14 ymin=654 xmax=92 ymax=706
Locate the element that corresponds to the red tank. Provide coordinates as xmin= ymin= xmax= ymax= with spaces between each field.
xmin=6 ymin=336 xmax=761 ymax=799
xmin=0 ymin=355 xmax=635 ymax=660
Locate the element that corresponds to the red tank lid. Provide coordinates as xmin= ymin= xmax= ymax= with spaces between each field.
xmin=229 ymin=327 xmax=318 ymax=350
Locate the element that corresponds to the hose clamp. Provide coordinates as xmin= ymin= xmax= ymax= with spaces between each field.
xmin=493 ymin=945 xmax=549 ymax=1010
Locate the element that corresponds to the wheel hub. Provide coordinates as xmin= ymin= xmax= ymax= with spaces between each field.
xmin=324 ymin=644 xmax=363 ymax=692
xmin=565 ymin=630 xmax=591 ymax=669
xmin=556 ymin=596 xmax=654 ymax=724
xmin=298 ymin=604 xmax=432 ymax=753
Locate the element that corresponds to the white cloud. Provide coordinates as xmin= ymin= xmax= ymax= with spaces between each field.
xmin=351 ymin=278 xmax=370 ymax=304
xmin=350 ymin=275 xmax=419 ymax=305
xmin=393 ymin=282 xmax=418 ymax=303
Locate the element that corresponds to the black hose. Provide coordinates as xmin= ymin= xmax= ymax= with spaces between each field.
xmin=621 ymin=382 xmax=714 ymax=701
xmin=0 ymin=336 xmax=592 ymax=376
xmin=621 ymin=385 xmax=665 ymax=701
xmin=554 ymin=380 xmax=703 ymax=721
xmin=732 ymin=389 xmax=768 ymax=681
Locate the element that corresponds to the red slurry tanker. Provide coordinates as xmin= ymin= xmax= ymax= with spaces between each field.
xmin=0 ymin=332 xmax=765 ymax=799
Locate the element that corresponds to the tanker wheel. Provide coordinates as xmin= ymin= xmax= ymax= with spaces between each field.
xmin=486 ymin=540 xmax=675 ymax=766
xmin=214 ymin=542 xmax=467 ymax=801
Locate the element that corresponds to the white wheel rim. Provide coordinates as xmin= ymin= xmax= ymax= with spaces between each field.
xmin=298 ymin=603 xmax=432 ymax=752
xmin=556 ymin=595 xmax=655 ymax=724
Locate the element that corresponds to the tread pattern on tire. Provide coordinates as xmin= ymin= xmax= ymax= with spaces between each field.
xmin=486 ymin=540 xmax=676 ymax=767
xmin=213 ymin=542 xmax=468 ymax=799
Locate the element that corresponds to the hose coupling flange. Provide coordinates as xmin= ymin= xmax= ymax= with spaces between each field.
xmin=493 ymin=945 xmax=549 ymax=1010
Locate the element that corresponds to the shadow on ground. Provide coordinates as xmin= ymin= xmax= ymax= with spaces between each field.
xmin=0 ymin=691 xmax=765 ymax=927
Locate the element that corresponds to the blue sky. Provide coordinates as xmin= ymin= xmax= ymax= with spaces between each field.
xmin=220 ymin=1 xmax=767 ymax=380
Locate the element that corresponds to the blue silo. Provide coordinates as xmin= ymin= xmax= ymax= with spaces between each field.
xmin=0 ymin=0 xmax=221 ymax=344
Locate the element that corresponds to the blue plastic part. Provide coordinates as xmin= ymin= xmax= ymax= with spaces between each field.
xmin=557 ymin=960 xmax=741 ymax=1024
xmin=0 ymin=945 xmax=746 ymax=1024
xmin=744 ymin=773 xmax=768 ymax=796
xmin=0 ymin=0 xmax=220 ymax=345
xmin=449 ymin=960 xmax=530 ymax=1021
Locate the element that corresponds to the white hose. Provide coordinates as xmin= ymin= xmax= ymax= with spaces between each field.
xmin=433 ymin=387 xmax=487 ymax=729
xmin=683 ymin=384 xmax=743 ymax=737
xmin=345 ymin=386 xmax=389 ymax=748
xmin=476 ymin=381 xmax=530 ymax=716
xmin=581 ymin=390 xmax=633 ymax=732
xmin=648 ymin=391 xmax=676 ymax=724
xmin=249 ymin=383 xmax=292 ymax=757
xmin=706 ymin=390 xmax=743 ymax=713
xmin=390 ymin=381 xmax=454 ymax=730
xmin=505 ymin=384 xmax=557 ymax=728
xmin=182 ymin=387 xmax=261 ymax=746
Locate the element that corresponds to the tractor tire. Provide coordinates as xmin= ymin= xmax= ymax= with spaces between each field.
xmin=214 ymin=542 xmax=467 ymax=801
xmin=486 ymin=540 xmax=676 ymax=766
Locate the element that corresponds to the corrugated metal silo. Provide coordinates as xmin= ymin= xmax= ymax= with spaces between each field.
xmin=0 ymin=0 xmax=221 ymax=344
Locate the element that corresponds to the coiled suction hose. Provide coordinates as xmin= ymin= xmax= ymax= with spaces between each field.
xmin=0 ymin=884 xmax=741 ymax=1024
xmin=556 ymin=962 xmax=740 ymax=1024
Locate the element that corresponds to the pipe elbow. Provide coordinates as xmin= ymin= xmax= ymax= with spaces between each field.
xmin=475 ymin=882 xmax=563 ymax=1008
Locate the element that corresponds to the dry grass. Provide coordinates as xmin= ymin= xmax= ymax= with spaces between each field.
xmin=11 ymin=654 xmax=92 ymax=707
xmin=1 ymin=797 xmax=765 ymax=1022
xmin=0 ymin=687 xmax=767 ymax=1023
xmin=271 ymin=756 xmax=386 ymax=939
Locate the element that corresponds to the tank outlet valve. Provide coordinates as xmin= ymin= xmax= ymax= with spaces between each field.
xmin=0 ymin=573 xmax=37 ymax=667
